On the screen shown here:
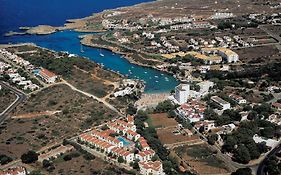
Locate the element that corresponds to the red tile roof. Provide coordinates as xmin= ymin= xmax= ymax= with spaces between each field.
xmin=39 ymin=68 xmax=56 ymax=78
xmin=139 ymin=161 xmax=162 ymax=172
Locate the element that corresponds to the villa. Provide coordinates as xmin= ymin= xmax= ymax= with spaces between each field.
xmin=136 ymin=150 xmax=155 ymax=162
xmin=229 ymin=94 xmax=247 ymax=104
xmin=139 ymin=161 xmax=165 ymax=175
xmin=177 ymin=99 xmax=206 ymax=123
xmin=37 ymin=68 xmax=57 ymax=83
xmin=0 ymin=167 xmax=27 ymax=175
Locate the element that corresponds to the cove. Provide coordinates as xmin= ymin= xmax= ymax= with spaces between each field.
xmin=0 ymin=0 xmax=179 ymax=93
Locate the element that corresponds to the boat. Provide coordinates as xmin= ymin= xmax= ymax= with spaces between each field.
xmin=99 ymin=49 xmax=104 ymax=57
xmin=155 ymin=80 xmax=159 ymax=83
xmin=154 ymin=76 xmax=158 ymax=78
xmin=80 ymin=44 xmax=84 ymax=53
xmin=144 ymin=72 xmax=147 ymax=74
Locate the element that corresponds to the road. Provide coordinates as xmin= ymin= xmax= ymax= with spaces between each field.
xmin=257 ymin=144 xmax=281 ymax=175
xmin=0 ymin=81 xmax=26 ymax=124
xmin=61 ymin=79 xmax=124 ymax=117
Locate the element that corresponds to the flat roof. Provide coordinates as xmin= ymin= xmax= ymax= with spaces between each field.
xmin=211 ymin=96 xmax=229 ymax=105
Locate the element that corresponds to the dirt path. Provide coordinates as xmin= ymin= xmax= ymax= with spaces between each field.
xmin=12 ymin=110 xmax=61 ymax=119
xmin=61 ymin=79 xmax=123 ymax=116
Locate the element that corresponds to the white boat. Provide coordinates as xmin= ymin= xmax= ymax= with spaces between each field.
xmin=155 ymin=80 xmax=159 ymax=83
xmin=80 ymin=44 xmax=84 ymax=53
xmin=154 ymin=76 xmax=158 ymax=78
xmin=99 ymin=49 xmax=104 ymax=57
xmin=144 ymin=72 xmax=147 ymax=74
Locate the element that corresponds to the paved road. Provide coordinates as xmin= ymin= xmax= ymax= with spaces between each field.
xmin=257 ymin=144 xmax=281 ymax=175
xmin=0 ymin=81 xmax=26 ymax=124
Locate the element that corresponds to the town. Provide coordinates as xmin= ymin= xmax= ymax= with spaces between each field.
xmin=1 ymin=0 xmax=281 ymax=175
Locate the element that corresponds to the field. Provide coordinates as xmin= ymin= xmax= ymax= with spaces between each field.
xmin=149 ymin=113 xmax=178 ymax=128
xmin=0 ymin=87 xmax=17 ymax=113
xmin=148 ymin=113 xmax=201 ymax=146
xmin=49 ymin=152 xmax=131 ymax=175
xmin=175 ymin=144 xmax=230 ymax=175
xmin=0 ymin=84 xmax=117 ymax=159
xmin=235 ymin=45 xmax=280 ymax=64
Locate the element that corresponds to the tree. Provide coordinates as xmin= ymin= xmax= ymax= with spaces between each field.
xmin=207 ymin=134 xmax=218 ymax=145
xmin=21 ymin=150 xmax=38 ymax=164
xmin=127 ymin=104 xmax=137 ymax=115
xmin=233 ymin=144 xmax=251 ymax=164
xmin=63 ymin=154 xmax=72 ymax=161
xmin=0 ymin=154 xmax=13 ymax=165
xmin=264 ymin=156 xmax=281 ymax=175
xmin=260 ymin=127 xmax=275 ymax=138
xmin=42 ymin=159 xmax=52 ymax=168
xmin=155 ymin=100 xmax=176 ymax=113
xmin=231 ymin=167 xmax=252 ymax=175
xmin=117 ymin=156 xmax=125 ymax=163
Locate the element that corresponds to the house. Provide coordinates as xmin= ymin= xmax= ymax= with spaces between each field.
xmin=197 ymin=81 xmax=214 ymax=95
xmin=110 ymin=147 xmax=134 ymax=163
xmin=0 ymin=167 xmax=27 ymax=175
xmin=175 ymin=84 xmax=190 ymax=104
xmin=38 ymin=68 xmax=57 ymax=83
xmin=126 ymin=130 xmax=140 ymax=141
xmin=211 ymin=96 xmax=231 ymax=111
xmin=136 ymin=150 xmax=155 ymax=162
xmin=194 ymin=120 xmax=216 ymax=132
xmin=272 ymin=102 xmax=281 ymax=111
xmin=253 ymin=134 xmax=279 ymax=148
xmin=177 ymin=99 xmax=206 ymax=123
xmin=267 ymin=113 xmax=281 ymax=125
xmin=127 ymin=115 xmax=134 ymax=124
xmin=138 ymin=137 xmax=150 ymax=151
xmin=229 ymin=94 xmax=247 ymax=104
xmin=139 ymin=161 xmax=165 ymax=175
xmin=201 ymin=48 xmax=239 ymax=63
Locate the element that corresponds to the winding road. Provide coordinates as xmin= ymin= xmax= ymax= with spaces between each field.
xmin=257 ymin=144 xmax=281 ymax=175
xmin=0 ymin=81 xmax=26 ymax=124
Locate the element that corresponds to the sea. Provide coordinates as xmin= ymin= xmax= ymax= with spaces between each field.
xmin=0 ymin=0 xmax=179 ymax=93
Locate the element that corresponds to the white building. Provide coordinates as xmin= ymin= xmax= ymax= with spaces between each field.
xmin=175 ymin=84 xmax=190 ymax=104
xmin=211 ymin=96 xmax=231 ymax=111
xmin=253 ymin=134 xmax=279 ymax=148
xmin=139 ymin=161 xmax=165 ymax=175
xmin=197 ymin=81 xmax=214 ymax=95
xmin=229 ymin=94 xmax=247 ymax=104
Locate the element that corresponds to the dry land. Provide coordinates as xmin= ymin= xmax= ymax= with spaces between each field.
xmin=148 ymin=113 xmax=201 ymax=146
xmin=0 ymin=84 xmax=118 ymax=159
xmin=5 ymin=44 xmax=122 ymax=98
xmin=175 ymin=144 xmax=230 ymax=175
xmin=0 ymin=87 xmax=17 ymax=113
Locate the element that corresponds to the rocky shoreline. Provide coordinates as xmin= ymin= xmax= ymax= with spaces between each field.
xmin=79 ymin=34 xmax=177 ymax=79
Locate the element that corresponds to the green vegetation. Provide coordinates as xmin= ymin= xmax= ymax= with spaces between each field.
xmin=221 ymin=119 xmax=279 ymax=164
xmin=231 ymin=168 xmax=252 ymax=175
xmin=134 ymin=110 xmax=178 ymax=174
xmin=264 ymin=155 xmax=281 ymax=175
xmin=0 ymin=154 xmax=13 ymax=165
xmin=21 ymin=150 xmax=38 ymax=164
xmin=154 ymin=100 xmax=178 ymax=113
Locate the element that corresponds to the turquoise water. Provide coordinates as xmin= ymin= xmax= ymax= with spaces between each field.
xmin=117 ymin=136 xmax=132 ymax=146
xmin=0 ymin=0 xmax=179 ymax=93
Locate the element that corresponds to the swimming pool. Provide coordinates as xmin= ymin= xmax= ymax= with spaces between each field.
xmin=117 ymin=137 xmax=132 ymax=146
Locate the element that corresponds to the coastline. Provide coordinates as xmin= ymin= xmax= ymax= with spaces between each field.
xmin=79 ymin=34 xmax=178 ymax=79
